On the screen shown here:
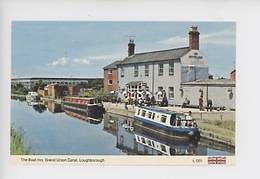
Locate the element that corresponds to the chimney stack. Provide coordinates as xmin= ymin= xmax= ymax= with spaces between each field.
xmin=128 ymin=39 xmax=135 ymax=57
xmin=189 ymin=26 xmax=200 ymax=50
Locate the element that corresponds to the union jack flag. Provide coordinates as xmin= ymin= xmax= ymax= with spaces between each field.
xmin=208 ymin=156 xmax=226 ymax=165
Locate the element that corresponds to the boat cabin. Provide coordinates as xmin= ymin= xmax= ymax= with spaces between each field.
xmin=135 ymin=106 xmax=196 ymax=128
xmin=64 ymin=96 xmax=101 ymax=104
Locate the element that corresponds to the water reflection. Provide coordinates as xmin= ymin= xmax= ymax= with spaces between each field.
xmin=11 ymin=98 xmax=235 ymax=155
xmin=32 ymin=103 xmax=47 ymax=113
xmin=103 ymin=115 xmax=235 ymax=156
xmin=63 ymin=105 xmax=103 ymax=124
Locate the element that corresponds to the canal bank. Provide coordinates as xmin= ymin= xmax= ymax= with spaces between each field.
xmin=103 ymin=102 xmax=235 ymax=147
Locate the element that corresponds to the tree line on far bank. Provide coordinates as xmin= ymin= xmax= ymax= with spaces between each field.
xmin=11 ymin=80 xmax=115 ymax=102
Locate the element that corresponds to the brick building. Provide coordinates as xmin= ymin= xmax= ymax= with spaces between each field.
xmin=103 ymin=60 xmax=121 ymax=93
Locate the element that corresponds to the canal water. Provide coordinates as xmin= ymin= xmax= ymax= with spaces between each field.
xmin=11 ymin=98 xmax=235 ymax=156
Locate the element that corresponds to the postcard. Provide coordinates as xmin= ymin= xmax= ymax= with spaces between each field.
xmin=10 ymin=21 xmax=236 ymax=166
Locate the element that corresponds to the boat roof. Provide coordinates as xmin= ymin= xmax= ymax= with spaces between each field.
xmin=65 ymin=96 xmax=95 ymax=99
xmin=137 ymin=106 xmax=176 ymax=115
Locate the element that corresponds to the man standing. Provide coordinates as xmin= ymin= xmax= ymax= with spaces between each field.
xmin=207 ymin=99 xmax=213 ymax=111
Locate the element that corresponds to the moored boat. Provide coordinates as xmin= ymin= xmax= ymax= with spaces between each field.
xmin=133 ymin=106 xmax=200 ymax=142
xmin=62 ymin=96 xmax=105 ymax=114
xmin=26 ymin=91 xmax=40 ymax=102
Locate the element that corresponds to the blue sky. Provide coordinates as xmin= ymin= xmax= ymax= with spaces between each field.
xmin=11 ymin=21 xmax=235 ymax=78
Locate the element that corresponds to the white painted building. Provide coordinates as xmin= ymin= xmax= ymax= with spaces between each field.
xmin=107 ymin=26 xmax=236 ymax=110
xmin=181 ymin=79 xmax=235 ymax=110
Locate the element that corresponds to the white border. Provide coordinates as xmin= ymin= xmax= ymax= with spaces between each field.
xmin=1 ymin=0 xmax=259 ymax=178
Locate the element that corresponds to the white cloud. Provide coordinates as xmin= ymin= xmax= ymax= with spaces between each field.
xmin=74 ymin=58 xmax=91 ymax=65
xmin=201 ymin=27 xmax=236 ymax=46
xmin=159 ymin=26 xmax=236 ymax=47
xmin=47 ymin=57 xmax=69 ymax=66
xmin=47 ymin=53 xmax=123 ymax=67
xmin=159 ymin=35 xmax=187 ymax=46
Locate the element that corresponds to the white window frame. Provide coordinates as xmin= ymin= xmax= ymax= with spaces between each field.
xmin=108 ymin=80 xmax=113 ymax=85
xmin=169 ymin=87 xmax=174 ymax=99
xmin=145 ymin=64 xmax=149 ymax=76
xmin=134 ymin=65 xmax=139 ymax=77
xmin=158 ymin=63 xmax=163 ymax=76
xmin=169 ymin=62 xmax=174 ymax=76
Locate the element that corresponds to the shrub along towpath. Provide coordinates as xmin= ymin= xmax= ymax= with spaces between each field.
xmin=103 ymin=102 xmax=235 ymax=147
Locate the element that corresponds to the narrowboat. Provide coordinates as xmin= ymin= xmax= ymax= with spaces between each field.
xmin=62 ymin=96 xmax=105 ymax=114
xmin=134 ymin=106 xmax=200 ymax=141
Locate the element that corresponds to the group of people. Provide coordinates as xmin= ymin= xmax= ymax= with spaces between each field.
xmin=123 ymin=95 xmax=213 ymax=111
xmin=123 ymin=96 xmax=156 ymax=110
xmin=199 ymin=96 xmax=213 ymax=111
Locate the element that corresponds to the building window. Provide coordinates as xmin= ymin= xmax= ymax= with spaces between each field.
xmin=134 ymin=65 xmax=139 ymax=77
xmin=145 ymin=64 xmax=149 ymax=76
xmin=108 ymin=69 xmax=113 ymax=74
xmin=158 ymin=63 xmax=163 ymax=76
xmin=169 ymin=62 xmax=174 ymax=76
xmin=121 ymin=67 xmax=124 ymax=77
xmin=108 ymin=80 xmax=113 ymax=85
xmin=169 ymin=87 xmax=174 ymax=99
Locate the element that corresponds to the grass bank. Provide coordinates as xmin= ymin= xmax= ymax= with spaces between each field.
xmin=203 ymin=119 xmax=235 ymax=131
xmin=10 ymin=126 xmax=30 ymax=155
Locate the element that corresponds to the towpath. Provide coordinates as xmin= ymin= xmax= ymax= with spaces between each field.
xmin=103 ymin=102 xmax=235 ymax=147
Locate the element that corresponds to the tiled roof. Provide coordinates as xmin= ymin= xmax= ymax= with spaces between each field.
xmin=120 ymin=47 xmax=190 ymax=65
xmin=103 ymin=60 xmax=122 ymax=69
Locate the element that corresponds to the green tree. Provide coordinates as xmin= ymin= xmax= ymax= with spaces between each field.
xmin=11 ymin=84 xmax=28 ymax=95
xmin=32 ymin=80 xmax=46 ymax=92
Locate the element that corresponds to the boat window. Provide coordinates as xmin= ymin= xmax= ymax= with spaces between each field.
xmin=170 ymin=114 xmax=176 ymax=126
xmin=152 ymin=113 xmax=155 ymax=120
xmin=175 ymin=117 xmax=181 ymax=126
xmin=161 ymin=115 xmax=167 ymax=123
xmin=176 ymin=113 xmax=186 ymax=120
xmin=136 ymin=136 xmax=140 ymax=142
xmin=141 ymin=110 xmax=146 ymax=117
xmin=147 ymin=140 xmax=152 ymax=146
xmin=147 ymin=111 xmax=152 ymax=118
xmin=161 ymin=145 xmax=166 ymax=152
xmin=151 ymin=141 xmax=155 ymax=147
xmin=137 ymin=109 xmax=140 ymax=115
xmin=141 ymin=137 xmax=146 ymax=144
